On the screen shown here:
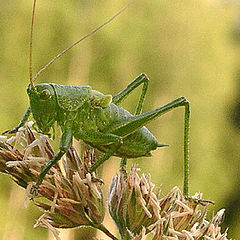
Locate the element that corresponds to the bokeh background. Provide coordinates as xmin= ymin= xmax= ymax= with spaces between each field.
xmin=0 ymin=0 xmax=240 ymax=239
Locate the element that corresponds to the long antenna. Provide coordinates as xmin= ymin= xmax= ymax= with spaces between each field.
xmin=29 ymin=0 xmax=37 ymax=88
xmin=32 ymin=0 xmax=134 ymax=82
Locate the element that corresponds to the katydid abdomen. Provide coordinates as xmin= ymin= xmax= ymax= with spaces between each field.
xmin=72 ymin=100 xmax=161 ymax=158
xmin=88 ymin=129 xmax=159 ymax=158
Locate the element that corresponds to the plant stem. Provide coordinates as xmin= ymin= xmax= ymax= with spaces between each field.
xmin=93 ymin=223 xmax=119 ymax=240
xmin=119 ymin=230 xmax=133 ymax=240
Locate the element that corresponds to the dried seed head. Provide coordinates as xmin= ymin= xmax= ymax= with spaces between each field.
xmin=108 ymin=168 xmax=162 ymax=238
xmin=109 ymin=169 xmax=229 ymax=240
xmin=0 ymin=123 xmax=105 ymax=235
xmin=0 ymin=123 xmax=230 ymax=240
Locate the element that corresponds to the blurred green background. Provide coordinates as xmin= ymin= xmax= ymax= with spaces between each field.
xmin=0 ymin=0 xmax=240 ymax=239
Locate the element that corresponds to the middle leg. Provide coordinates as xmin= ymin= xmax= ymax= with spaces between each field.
xmin=112 ymin=73 xmax=149 ymax=115
xmin=114 ymin=73 xmax=150 ymax=174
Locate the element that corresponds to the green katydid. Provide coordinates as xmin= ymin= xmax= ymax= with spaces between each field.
xmin=3 ymin=0 xmax=191 ymax=198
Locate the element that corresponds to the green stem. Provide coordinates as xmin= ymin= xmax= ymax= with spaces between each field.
xmin=120 ymin=158 xmax=128 ymax=179
xmin=118 ymin=226 xmax=133 ymax=240
xmin=120 ymin=233 xmax=132 ymax=240
xmin=84 ymin=210 xmax=119 ymax=240
xmin=93 ymin=223 xmax=119 ymax=240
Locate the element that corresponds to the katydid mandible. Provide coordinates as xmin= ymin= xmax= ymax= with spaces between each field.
xmin=2 ymin=0 xmax=190 ymax=197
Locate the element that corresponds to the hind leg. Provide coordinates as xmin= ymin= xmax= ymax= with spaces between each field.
xmin=106 ymin=74 xmax=191 ymax=196
xmin=112 ymin=75 xmax=190 ymax=196
xmin=105 ymin=96 xmax=190 ymax=196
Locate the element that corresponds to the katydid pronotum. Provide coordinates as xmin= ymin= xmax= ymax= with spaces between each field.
xmin=2 ymin=0 xmax=196 ymax=200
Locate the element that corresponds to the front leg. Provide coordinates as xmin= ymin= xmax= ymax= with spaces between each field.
xmin=2 ymin=107 xmax=31 ymax=134
xmin=31 ymin=122 xmax=73 ymax=196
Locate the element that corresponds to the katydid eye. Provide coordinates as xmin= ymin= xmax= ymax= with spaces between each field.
xmin=39 ymin=89 xmax=51 ymax=100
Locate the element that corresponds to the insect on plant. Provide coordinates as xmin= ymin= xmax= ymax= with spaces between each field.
xmin=3 ymin=0 xmax=191 ymax=198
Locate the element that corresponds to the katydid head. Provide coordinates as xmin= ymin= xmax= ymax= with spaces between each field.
xmin=27 ymin=84 xmax=57 ymax=135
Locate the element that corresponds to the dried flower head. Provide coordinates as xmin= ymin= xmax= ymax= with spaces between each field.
xmin=109 ymin=168 xmax=229 ymax=240
xmin=0 ymin=122 xmax=105 ymax=239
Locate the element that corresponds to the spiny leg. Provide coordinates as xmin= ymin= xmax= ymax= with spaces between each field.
xmin=108 ymin=97 xmax=190 ymax=197
xmin=2 ymin=107 xmax=31 ymax=135
xmin=33 ymin=150 xmax=66 ymax=191
xmin=77 ymin=130 xmax=123 ymax=173
xmin=112 ymin=73 xmax=149 ymax=110
xmin=81 ymin=72 xmax=157 ymax=174
xmin=89 ymin=142 xmax=122 ymax=173
xmin=120 ymin=77 xmax=148 ymax=175
xmin=31 ymin=122 xmax=73 ymax=196
xmin=32 ymin=125 xmax=123 ymax=194
xmin=133 ymin=74 xmax=149 ymax=115
xmin=113 ymin=73 xmax=150 ymax=175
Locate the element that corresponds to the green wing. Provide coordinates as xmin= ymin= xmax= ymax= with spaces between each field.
xmin=51 ymin=84 xmax=92 ymax=111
